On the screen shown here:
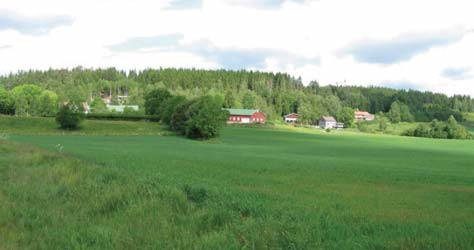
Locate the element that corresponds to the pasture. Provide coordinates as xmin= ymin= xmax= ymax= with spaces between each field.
xmin=1 ymin=116 xmax=474 ymax=249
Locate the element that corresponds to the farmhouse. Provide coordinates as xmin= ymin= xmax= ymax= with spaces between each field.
xmin=319 ymin=116 xmax=337 ymax=129
xmin=284 ymin=113 xmax=298 ymax=122
xmin=225 ymin=109 xmax=266 ymax=124
xmin=354 ymin=110 xmax=375 ymax=121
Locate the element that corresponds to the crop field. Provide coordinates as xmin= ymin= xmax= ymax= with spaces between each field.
xmin=1 ymin=117 xmax=474 ymax=249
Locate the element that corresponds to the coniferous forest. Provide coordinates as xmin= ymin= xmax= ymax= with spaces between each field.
xmin=1 ymin=67 xmax=473 ymax=123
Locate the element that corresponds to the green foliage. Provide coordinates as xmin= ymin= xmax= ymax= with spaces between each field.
xmin=323 ymin=95 xmax=342 ymax=117
xmin=357 ymin=121 xmax=371 ymax=133
xmin=11 ymin=84 xmax=43 ymax=116
xmin=183 ymin=95 xmax=228 ymax=139
xmin=160 ymin=95 xmax=187 ymax=124
xmin=378 ymin=117 xmax=388 ymax=132
xmin=242 ymin=91 xmax=258 ymax=109
xmin=298 ymin=102 xmax=319 ymax=124
xmin=337 ymin=107 xmax=354 ymax=127
xmin=388 ymin=101 xmax=402 ymax=123
xmin=38 ymin=90 xmax=59 ymax=116
xmin=0 ymin=88 xmax=15 ymax=115
xmin=404 ymin=116 xmax=471 ymax=140
xmin=144 ymin=88 xmax=172 ymax=116
xmin=170 ymin=100 xmax=193 ymax=134
xmin=0 ymin=68 xmax=472 ymax=122
xmin=55 ymin=103 xmax=85 ymax=130
xmin=90 ymin=97 xmax=107 ymax=113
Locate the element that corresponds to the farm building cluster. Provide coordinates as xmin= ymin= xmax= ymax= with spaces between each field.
xmin=78 ymin=90 xmax=374 ymax=130
xmin=282 ymin=110 xmax=375 ymax=129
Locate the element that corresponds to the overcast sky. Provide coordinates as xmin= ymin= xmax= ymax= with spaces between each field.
xmin=0 ymin=0 xmax=473 ymax=95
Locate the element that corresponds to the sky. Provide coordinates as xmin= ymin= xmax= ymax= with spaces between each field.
xmin=0 ymin=0 xmax=473 ymax=96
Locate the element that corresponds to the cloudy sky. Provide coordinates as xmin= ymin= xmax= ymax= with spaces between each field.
xmin=0 ymin=0 xmax=473 ymax=95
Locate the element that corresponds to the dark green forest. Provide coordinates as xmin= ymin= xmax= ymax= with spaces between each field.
xmin=1 ymin=67 xmax=473 ymax=123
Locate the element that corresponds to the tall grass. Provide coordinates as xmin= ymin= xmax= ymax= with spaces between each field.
xmin=2 ymin=118 xmax=474 ymax=249
xmin=0 ymin=115 xmax=167 ymax=136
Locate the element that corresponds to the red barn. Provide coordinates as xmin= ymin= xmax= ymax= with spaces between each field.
xmin=225 ymin=109 xmax=266 ymax=124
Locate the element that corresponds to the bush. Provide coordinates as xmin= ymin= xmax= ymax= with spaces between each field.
xmin=378 ymin=118 xmax=388 ymax=132
xmin=144 ymin=88 xmax=172 ymax=116
xmin=160 ymin=95 xmax=186 ymax=124
xmin=0 ymin=88 xmax=15 ymax=115
xmin=169 ymin=100 xmax=194 ymax=134
xmin=403 ymin=116 xmax=471 ymax=140
xmin=357 ymin=121 xmax=370 ymax=132
xmin=56 ymin=103 xmax=85 ymax=130
xmin=183 ymin=95 xmax=228 ymax=139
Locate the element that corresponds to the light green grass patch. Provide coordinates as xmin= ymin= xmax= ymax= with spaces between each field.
xmin=4 ymin=125 xmax=474 ymax=249
xmin=0 ymin=115 xmax=167 ymax=136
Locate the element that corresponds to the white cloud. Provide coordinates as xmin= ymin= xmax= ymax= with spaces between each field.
xmin=0 ymin=0 xmax=473 ymax=96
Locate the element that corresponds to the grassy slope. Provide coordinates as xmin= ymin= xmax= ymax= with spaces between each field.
xmin=0 ymin=115 xmax=167 ymax=136
xmin=3 ymin=119 xmax=474 ymax=249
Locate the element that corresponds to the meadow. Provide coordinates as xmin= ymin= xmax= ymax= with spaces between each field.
xmin=1 ymin=116 xmax=474 ymax=249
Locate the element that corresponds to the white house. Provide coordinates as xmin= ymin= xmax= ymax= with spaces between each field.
xmin=319 ymin=116 xmax=337 ymax=129
xmin=284 ymin=113 xmax=298 ymax=122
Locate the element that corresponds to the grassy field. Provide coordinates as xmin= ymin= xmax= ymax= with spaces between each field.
xmin=1 ymin=116 xmax=474 ymax=249
xmin=0 ymin=115 xmax=167 ymax=136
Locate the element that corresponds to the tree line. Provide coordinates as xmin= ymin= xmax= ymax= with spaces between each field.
xmin=1 ymin=67 xmax=473 ymax=124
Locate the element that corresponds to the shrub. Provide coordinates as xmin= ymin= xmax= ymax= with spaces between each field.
xmin=378 ymin=118 xmax=388 ymax=132
xmin=0 ymin=88 xmax=15 ymax=115
xmin=169 ymin=100 xmax=194 ymax=134
xmin=144 ymin=88 xmax=172 ymax=116
xmin=90 ymin=97 xmax=107 ymax=113
xmin=56 ymin=103 xmax=85 ymax=130
xmin=357 ymin=121 xmax=370 ymax=132
xmin=183 ymin=95 xmax=228 ymax=139
xmin=403 ymin=116 xmax=471 ymax=140
xmin=160 ymin=95 xmax=186 ymax=124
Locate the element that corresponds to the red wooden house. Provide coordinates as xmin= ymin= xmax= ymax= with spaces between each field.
xmin=225 ymin=109 xmax=266 ymax=124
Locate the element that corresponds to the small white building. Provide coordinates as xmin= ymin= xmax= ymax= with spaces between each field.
xmin=319 ymin=116 xmax=337 ymax=129
xmin=284 ymin=113 xmax=298 ymax=123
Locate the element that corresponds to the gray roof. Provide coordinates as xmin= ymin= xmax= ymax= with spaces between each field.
xmin=320 ymin=116 xmax=336 ymax=122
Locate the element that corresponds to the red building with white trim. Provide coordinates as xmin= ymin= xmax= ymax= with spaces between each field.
xmin=225 ymin=109 xmax=266 ymax=124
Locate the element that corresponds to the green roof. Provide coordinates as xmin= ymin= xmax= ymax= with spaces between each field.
xmin=106 ymin=105 xmax=139 ymax=113
xmin=224 ymin=108 xmax=259 ymax=116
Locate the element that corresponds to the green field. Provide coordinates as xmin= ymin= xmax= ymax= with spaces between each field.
xmin=1 ymin=116 xmax=474 ymax=249
xmin=0 ymin=115 xmax=167 ymax=136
